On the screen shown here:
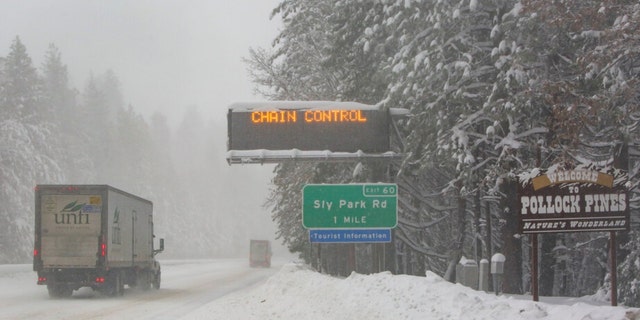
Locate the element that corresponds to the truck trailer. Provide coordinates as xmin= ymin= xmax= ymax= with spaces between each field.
xmin=33 ymin=185 xmax=164 ymax=298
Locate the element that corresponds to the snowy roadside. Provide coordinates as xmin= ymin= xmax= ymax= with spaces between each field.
xmin=184 ymin=262 xmax=640 ymax=320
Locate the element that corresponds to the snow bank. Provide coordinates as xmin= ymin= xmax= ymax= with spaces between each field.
xmin=185 ymin=263 xmax=638 ymax=320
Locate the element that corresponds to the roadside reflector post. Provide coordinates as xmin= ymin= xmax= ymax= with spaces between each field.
xmin=491 ymin=253 xmax=505 ymax=296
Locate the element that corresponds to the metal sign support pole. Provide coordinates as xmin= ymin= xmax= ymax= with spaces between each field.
xmin=531 ymin=144 xmax=540 ymax=302
xmin=610 ymin=231 xmax=618 ymax=306
xmin=532 ymin=234 xmax=539 ymax=302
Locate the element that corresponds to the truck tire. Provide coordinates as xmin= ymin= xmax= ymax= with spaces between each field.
xmin=152 ymin=271 xmax=161 ymax=290
xmin=138 ymin=270 xmax=151 ymax=291
xmin=116 ymin=272 xmax=125 ymax=296
xmin=106 ymin=272 xmax=124 ymax=296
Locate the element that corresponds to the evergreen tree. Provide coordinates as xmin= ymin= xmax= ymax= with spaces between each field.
xmin=40 ymin=43 xmax=93 ymax=183
xmin=41 ymin=44 xmax=75 ymax=122
xmin=251 ymin=0 xmax=640 ymax=299
xmin=377 ymin=0 xmax=512 ymax=282
xmin=111 ymin=104 xmax=155 ymax=191
xmin=250 ymin=0 xmax=362 ymax=268
xmin=0 ymin=36 xmax=41 ymax=121
xmin=0 ymin=37 xmax=62 ymax=263
xmin=78 ymin=71 xmax=125 ymax=183
xmin=248 ymin=0 xmax=340 ymax=100
xmin=502 ymin=0 xmax=640 ymax=296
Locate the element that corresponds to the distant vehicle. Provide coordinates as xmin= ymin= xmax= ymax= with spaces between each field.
xmin=249 ymin=240 xmax=272 ymax=268
xmin=33 ymin=185 xmax=164 ymax=298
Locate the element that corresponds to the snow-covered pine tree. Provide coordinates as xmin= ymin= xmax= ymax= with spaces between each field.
xmin=247 ymin=0 xmax=640 ymax=296
xmin=40 ymin=44 xmax=94 ymax=184
xmin=0 ymin=37 xmax=63 ymax=263
xmin=41 ymin=44 xmax=75 ymax=123
xmin=1 ymin=37 xmax=41 ymax=120
xmin=497 ymin=0 xmax=640 ymax=297
xmin=250 ymin=0 xmax=386 ymax=271
xmin=378 ymin=0 xmax=512 ymax=282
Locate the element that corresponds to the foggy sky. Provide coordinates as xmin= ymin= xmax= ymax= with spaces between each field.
xmin=0 ymin=0 xmax=281 ymax=126
xmin=0 ymin=0 xmax=285 ymax=255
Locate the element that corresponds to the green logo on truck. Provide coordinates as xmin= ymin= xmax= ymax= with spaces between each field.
xmin=55 ymin=200 xmax=90 ymax=224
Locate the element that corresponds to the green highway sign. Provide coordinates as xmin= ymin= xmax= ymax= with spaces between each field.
xmin=302 ymin=184 xmax=397 ymax=229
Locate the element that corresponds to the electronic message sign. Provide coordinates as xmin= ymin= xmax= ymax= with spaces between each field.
xmin=518 ymin=168 xmax=629 ymax=234
xmin=227 ymin=101 xmax=390 ymax=153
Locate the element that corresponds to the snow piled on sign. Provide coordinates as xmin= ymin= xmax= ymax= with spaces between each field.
xmin=226 ymin=149 xmax=400 ymax=164
xmin=228 ymin=101 xmax=409 ymax=116
xmin=228 ymin=101 xmax=379 ymax=111
xmin=186 ymin=262 xmax=637 ymax=320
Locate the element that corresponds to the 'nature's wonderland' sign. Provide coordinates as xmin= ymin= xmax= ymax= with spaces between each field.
xmin=518 ymin=167 xmax=629 ymax=234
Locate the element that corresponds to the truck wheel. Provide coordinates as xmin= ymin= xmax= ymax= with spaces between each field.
xmin=152 ymin=271 xmax=161 ymax=290
xmin=116 ymin=272 xmax=125 ymax=296
xmin=138 ymin=271 xmax=151 ymax=291
xmin=106 ymin=272 xmax=124 ymax=296
xmin=118 ymin=273 xmax=125 ymax=296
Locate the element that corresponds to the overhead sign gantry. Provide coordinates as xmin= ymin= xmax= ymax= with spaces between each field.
xmin=226 ymin=100 xmax=405 ymax=247
xmin=226 ymin=101 xmax=404 ymax=164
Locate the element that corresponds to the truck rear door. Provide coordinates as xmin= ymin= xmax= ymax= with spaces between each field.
xmin=40 ymin=194 xmax=102 ymax=268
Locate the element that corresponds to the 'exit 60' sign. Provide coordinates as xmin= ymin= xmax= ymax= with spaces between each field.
xmin=302 ymin=184 xmax=397 ymax=229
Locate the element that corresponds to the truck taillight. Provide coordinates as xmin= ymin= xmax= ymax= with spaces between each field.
xmin=38 ymin=277 xmax=47 ymax=284
xmin=100 ymin=243 xmax=107 ymax=257
xmin=33 ymin=249 xmax=39 ymax=257
xmin=95 ymin=277 xmax=105 ymax=283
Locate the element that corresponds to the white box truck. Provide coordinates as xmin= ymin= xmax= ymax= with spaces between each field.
xmin=33 ymin=185 xmax=164 ymax=298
